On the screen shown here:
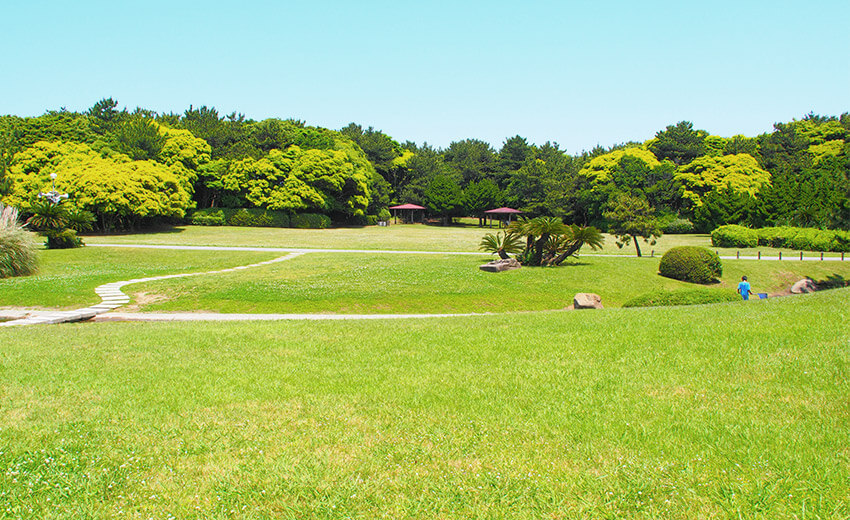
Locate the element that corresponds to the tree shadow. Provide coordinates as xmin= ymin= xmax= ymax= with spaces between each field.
xmin=808 ymin=273 xmax=849 ymax=290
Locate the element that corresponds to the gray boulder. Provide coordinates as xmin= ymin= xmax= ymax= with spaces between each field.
xmin=790 ymin=278 xmax=817 ymax=294
xmin=573 ymin=293 xmax=603 ymax=309
xmin=479 ymin=258 xmax=522 ymax=273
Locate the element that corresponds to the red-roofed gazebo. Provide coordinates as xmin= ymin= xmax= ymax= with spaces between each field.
xmin=484 ymin=207 xmax=523 ymax=227
xmin=389 ymin=203 xmax=426 ymax=224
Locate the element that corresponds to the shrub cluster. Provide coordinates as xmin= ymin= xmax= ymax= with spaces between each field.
xmin=659 ymin=246 xmax=722 ymax=284
xmin=291 ymin=213 xmax=331 ymax=229
xmin=190 ymin=208 xmax=290 ymax=228
xmin=711 ymin=225 xmax=758 ymax=248
xmin=711 ymin=225 xmax=850 ymax=252
xmin=623 ymin=289 xmax=739 ymax=308
xmin=44 ymin=229 xmax=82 ymax=249
xmin=662 ymin=218 xmax=695 ymax=234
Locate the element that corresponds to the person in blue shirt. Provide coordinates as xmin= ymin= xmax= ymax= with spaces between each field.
xmin=737 ymin=276 xmax=754 ymax=300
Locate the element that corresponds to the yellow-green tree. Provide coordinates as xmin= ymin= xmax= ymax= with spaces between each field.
xmin=674 ymin=154 xmax=771 ymax=207
xmin=3 ymin=141 xmax=195 ymax=230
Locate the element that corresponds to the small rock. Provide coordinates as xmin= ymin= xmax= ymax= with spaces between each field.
xmin=479 ymin=258 xmax=521 ymax=272
xmin=790 ymin=278 xmax=817 ymax=294
xmin=573 ymin=293 xmax=603 ymax=309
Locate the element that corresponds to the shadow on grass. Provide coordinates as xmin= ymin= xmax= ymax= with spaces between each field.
xmin=809 ymin=273 xmax=849 ymax=290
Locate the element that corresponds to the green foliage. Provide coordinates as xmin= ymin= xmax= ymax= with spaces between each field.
xmin=291 ymin=213 xmax=331 ymax=229
xmin=424 ymin=174 xmax=464 ymax=225
xmin=463 ymin=178 xmax=501 ymax=220
xmin=190 ymin=208 xmax=290 ymax=228
xmin=659 ymin=246 xmax=722 ymax=284
xmin=579 ymin=147 xmax=661 ymax=184
xmin=603 ymin=194 xmax=662 ymax=257
xmin=112 ymin=116 xmax=166 ymax=160
xmin=661 ymin=217 xmax=695 ymax=234
xmin=711 ymin=225 xmax=758 ymax=248
xmin=0 ymin=203 xmax=38 ymax=278
xmin=754 ymin=226 xmax=850 ymax=252
xmin=43 ymin=228 xmax=82 ymax=249
xmin=648 ymin=120 xmax=708 ymax=165
xmin=675 ymin=154 xmax=771 ymax=207
xmin=5 ymin=141 xmax=195 ymax=231
xmin=378 ymin=208 xmax=392 ymax=222
xmin=623 ymin=289 xmax=739 ymax=308
xmin=479 ymin=231 xmax=524 ymax=259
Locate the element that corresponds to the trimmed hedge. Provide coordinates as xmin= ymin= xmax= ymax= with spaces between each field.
xmin=190 ymin=208 xmax=289 ymax=228
xmin=712 ymin=224 xmax=850 ymax=252
xmin=623 ymin=289 xmax=739 ymax=308
xmin=292 ymin=213 xmax=331 ymax=229
xmin=659 ymin=246 xmax=722 ymax=284
xmin=44 ymin=229 xmax=83 ymax=249
xmin=711 ymin=225 xmax=758 ymax=248
xmin=662 ymin=218 xmax=695 ymax=234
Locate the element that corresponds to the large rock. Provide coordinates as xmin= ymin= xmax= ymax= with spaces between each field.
xmin=790 ymin=278 xmax=817 ymax=294
xmin=573 ymin=293 xmax=603 ymax=309
xmin=479 ymin=258 xmax=521 ymax=273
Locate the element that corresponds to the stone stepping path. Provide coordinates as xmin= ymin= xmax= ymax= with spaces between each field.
xmin=0 ymin=253 xmax=302 ymax=327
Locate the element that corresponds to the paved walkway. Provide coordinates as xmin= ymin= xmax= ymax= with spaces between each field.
xmin=2 ymin=243 xmax=844 ymax=327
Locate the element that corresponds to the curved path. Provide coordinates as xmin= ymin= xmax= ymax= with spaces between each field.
xmin=2 ymin=243 xmax=842 ymax=327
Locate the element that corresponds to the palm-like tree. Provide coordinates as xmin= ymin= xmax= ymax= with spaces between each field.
xmin=511 ymin=216 xmax=568 ymax=266
xmin=479 ymin=231 xmax=524 ymax=259
xmin=546 ymin=225 xmax=605 ymax=266
xmin=26 ymin=200 xmax=69 ymax=231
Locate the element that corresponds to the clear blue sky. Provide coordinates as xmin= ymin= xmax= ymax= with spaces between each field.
xmin=2 ymin=0 xmax=848 ymax=152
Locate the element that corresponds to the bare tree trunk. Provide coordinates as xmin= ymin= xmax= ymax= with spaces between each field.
xmin=633 ymin=235 xmax=642 ymax=257
xmin=548 ymin=242 xmax=581 ymax=266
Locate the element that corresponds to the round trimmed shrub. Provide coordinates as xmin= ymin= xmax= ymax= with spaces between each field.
xmin=659 ymin=246 xmax=722 ymax=284
xmin=711 ymin=225 xmax=757 ymax=248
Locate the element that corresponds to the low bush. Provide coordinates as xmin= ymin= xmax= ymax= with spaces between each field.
xmin=292 ymin=213 xmax=331 ymax=229
xmin=366 ymin=215 xmax=379 ymax=226
xmin=44 ymin=229 xmax=83 ymax=249
xmin=659 ymin=246 xmax=722 ymax=284
xmin=711 ymin=225 xmax=758 ymax=248
xmin=189 ymin=208 xmax=290 ymax=228
xmin=662 ymin=218 xmax=695 ymax=234
xmin=623 ymin=289 xmax=739 ymax=308
xmin=751 ymin=226 xmax=850 ymax=252
xmin=1 ymin=204 xmax=39 ymax=278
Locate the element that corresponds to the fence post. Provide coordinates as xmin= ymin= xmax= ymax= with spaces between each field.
xmin=800 ymin=251 xmax=803 ymax=260
xmin=758 ymin=251 xmax=761 ymax=260
xmin=736 ymin=251 xmax=740 ymax=259
xmin=821 ymin=252 xmax=824 ymax=261
xmin=779 ymin=251 xmax=782 ymax=260
xmin=651 ymin=249 xmax=654 ymax=257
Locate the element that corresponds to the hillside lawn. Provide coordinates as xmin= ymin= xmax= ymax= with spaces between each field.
xmin=0 ymin=289 xmax=848 ymax=518
xmin=3 ymin=246 xmax=850 ymax=313
xmin=83 ymin=224 xmax=847 ymax=258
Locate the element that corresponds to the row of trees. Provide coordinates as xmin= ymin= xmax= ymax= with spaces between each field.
xmin=1 ymin=99 xmax=848 ymax=232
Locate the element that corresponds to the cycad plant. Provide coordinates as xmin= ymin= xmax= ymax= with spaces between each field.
xmin=0 ymin=202 xmax=39 ymax=278
xmin=479 ymin=231 xmax=524 ymax=259
xmin=26 ymin=199 xmax=90 ymax=249
xmin=496 ymin=216 xmax=605 ymax=266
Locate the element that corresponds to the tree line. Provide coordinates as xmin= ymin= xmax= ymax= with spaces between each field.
xmin=1 ymin=98 xmax=848 ymax=232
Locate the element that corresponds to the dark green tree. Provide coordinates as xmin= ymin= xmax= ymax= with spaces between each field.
xmin=424 ymin=174 xmax=464 ymax=225
xmin=463 ymin=178 xmax=501 ymax=226
xmin=603 ymin=194 xmax=662 ymax=257
xmin=649 ymin=121 xmax=707 ymax=165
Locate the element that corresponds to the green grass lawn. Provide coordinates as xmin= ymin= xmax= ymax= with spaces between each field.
xmin=127 ymin=253 xmax=850 ymax=313
xmin=0 ymin=247 xmax=281 ymax=309
xmin=0 ymin=289 xmax=847 ymax=518
xmin=84 ymin=224 xmax=850 ymax=258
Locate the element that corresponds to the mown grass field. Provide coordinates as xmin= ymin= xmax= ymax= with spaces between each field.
xmin=83 ymin=224 xmax=847 ymax=258
xmin=0 ymin=248 xmax=279 ymax=310
xmin=128 ymin=252 xmax=850 ymax=313
xmin=0 ymin=289 xmax=848 ymax=518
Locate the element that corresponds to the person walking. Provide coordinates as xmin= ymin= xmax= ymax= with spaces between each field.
xmin=737 ymin=276 xmax=754 ymax=300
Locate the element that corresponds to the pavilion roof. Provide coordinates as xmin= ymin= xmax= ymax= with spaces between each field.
xmin=484 ymin=207 xmax=523 ymax=214
xmin=389 ymin=203 xmax=426 ymax=210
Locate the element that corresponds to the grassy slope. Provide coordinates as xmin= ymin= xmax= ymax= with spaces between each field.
xmin=84 ymin=225 xmax=848 ymax=257
xmin=129 ymin=253 xmax=850 ymax=313
xmin=0 ymin=248 xmax=281 ymax=309
xmin=0 ymin=290 xmax=847 ymax=518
